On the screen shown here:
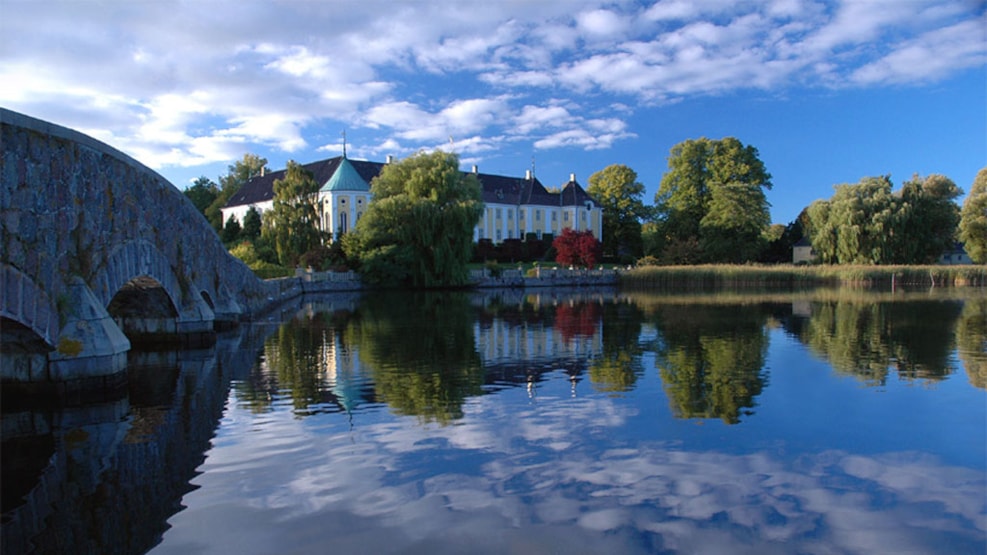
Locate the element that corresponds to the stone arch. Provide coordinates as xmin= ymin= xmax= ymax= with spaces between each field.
xmin=93 ymin=240 xmax=184 ymax=315
xmin=106 ymin=275 xmax=183 ymax=344
xmin=0 ymin=264 xmax=58 ymax=348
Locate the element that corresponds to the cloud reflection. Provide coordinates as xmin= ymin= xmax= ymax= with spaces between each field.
xmin=154 ymin=385 xmax=985 ymax=555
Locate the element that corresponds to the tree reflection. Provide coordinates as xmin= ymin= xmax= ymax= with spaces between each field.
xmin=588 ymin=301 xmax=645 ymax=394
xmin=346 ymin=292 xmax=484 ymax=424
xmin=956 ymin=297 xmax=986 ymax=389
xmin=554 ymin=302 xmax=601 ymax=343
xmin=791 ymin=298 xmax=963 ymax=385
xmin=232 ymin=307 xmax=362 ymax=414
xmin=650 ymin=304 xmax=769 ymax=424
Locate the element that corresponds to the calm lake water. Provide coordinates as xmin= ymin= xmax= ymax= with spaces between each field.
xmin=3 ymin=288 xmax=985 ymax=554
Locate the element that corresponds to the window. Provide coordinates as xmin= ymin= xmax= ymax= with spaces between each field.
xmin=520 ymin=209 xmax=525 ymax=220
xmin=564 ymin=212 xmax=569 ymax=222
xmin=552 ymin=212 xmax=557 ymax=221
xmin=496 ymin=229 xmax=502 ymax=241
xmin=581 ymin=212 xmax=587 ymax=222
xmin=339 ymin=212 xmax=348 ymax=235
xmin=496 ymin=208 xmax=502 ymax=219
xmin=507 ymin=210 xmax=513 ymax=220
xmin=536 ymin=210 xmax=541 ymax=221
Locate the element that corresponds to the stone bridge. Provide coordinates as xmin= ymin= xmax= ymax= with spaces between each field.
xmin=1 ymin=108 xmax=289 ymax=388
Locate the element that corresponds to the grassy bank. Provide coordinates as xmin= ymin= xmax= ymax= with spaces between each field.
xmin=621 ymin=264 xmax=987 ymax=290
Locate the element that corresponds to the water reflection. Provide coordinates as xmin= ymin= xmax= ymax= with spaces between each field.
xmin=587 ymin=301 xmax=646 ymax=394
xmin=645 ymin=302 xmax=770 ymax=424
xmin=4 ymin=288 xmax=985 ymax=555
xmin=784 ymin=295 xmax=965 ymax=385
xmin=1 ymin=326 xmax=272 ymax=555
xmin=155 ymin=365 xmax=985 ymax=555
xmin=957 ymin=297 xmax=987 ymax=388
xmin=233 ymin=289 xmax=986 ymax=427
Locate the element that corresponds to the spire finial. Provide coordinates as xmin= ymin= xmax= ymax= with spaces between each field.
xmin=342 ymin=130 xmax=347 ymax=158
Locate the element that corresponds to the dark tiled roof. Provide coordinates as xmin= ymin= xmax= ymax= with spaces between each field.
xmin=225 ymin=156 xmax=384 ymax=208
xmin=559 ymin=179 xmax=598 ymax=207
xmin=472 ymin=173 xmax=561 ymax=206
xmin=225 ymin=157 xmax=598 ymax=209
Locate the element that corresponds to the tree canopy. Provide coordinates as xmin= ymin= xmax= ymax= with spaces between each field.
xmin=896 ymin=174 xmax=962 ymax=263
xmin=183 ymin=176 xmax=218 ymax=217
xmin=205 ymin=153 xmax=268 ymax=231
xmin=806 ymin=174 xmax=963 ymax=264
xmin=343 ymin=150 xmax=483 ymax=288
xmin=553 ymin=228 xmax=602 ymax=269
xmin=959 ymin=168 xmax=987 ymax=264
xmin=261 ymin=160 xmax=323 ymax=266
xmin=587 ymin=164 xmax=650 ymax=261
xmin=653 ymin=137 xmax=772 ymax=264
xmin=242 ymin=206 xmax=262 ymax=242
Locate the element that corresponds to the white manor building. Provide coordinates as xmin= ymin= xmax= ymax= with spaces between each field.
xmin=221 ymin=155 xmax=603 ymax=243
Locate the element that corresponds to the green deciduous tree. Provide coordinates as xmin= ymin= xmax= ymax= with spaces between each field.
xmin=807 ymin=174 xmax=963 ymax=265
xmin=895 ymin=174 xmax=962 ymax=263
xmin=221 ymin=214 xmax=241 ymax=244
xmin=959 ymin=168 xmax=987 ymax=264
xmin=183 ymin=176 xmax=218 ymax=217
xmin=261 ymin=161 xmax=323 ymax=266
xmin=343 ymin=150 xmax=483 ymax=288
xmin=205 ymin=153 xmax=268 ymax=232
xmin=654 ymin=137 xmax=772 ymax=263
xmin=242 ymin=206 xmax=262 ymax=242
xmin=587 ymin=164 xmax=651 ymax=261
xmin=809 ymin=176 xmax=899 ymax=264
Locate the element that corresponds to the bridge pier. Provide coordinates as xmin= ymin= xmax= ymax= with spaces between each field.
xmin=47 ymin=278 xmax=131 ymax=381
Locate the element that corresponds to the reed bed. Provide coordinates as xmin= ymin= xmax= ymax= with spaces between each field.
xmin=620 ymin=264 xmax=987 ymax=290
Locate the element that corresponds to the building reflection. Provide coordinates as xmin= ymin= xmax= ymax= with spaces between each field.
xmin=248 ymin=290 xmax=610 ymax=422
xmin=231 ymin=289 xmax=986 ymax=430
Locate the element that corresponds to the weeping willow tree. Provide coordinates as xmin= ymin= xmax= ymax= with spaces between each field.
xmin=344 ymin=150 xmax=483 ymax=288
xmin=262 ymin=161 xmax=323 ymax=266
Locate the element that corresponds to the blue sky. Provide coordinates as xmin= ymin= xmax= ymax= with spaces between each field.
xmin=2 ymin=0 xmax=984 ymax=223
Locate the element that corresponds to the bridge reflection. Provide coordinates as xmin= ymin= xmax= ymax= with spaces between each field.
xmin=0 ymin=320 xmax=274 ymax=554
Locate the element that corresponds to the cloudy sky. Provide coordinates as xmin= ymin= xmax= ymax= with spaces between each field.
xmin=2 ymin=0 xmax=984 ymax=221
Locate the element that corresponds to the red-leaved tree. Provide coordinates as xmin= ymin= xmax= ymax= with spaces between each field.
xmin=553 ymin=228 xmax=602 ymax=269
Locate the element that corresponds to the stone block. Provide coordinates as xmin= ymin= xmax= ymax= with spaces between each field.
xmin=2 ymin=267 xmax=23 ymax=319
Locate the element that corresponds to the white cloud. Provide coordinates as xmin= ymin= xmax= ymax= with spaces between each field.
xmin=577 ymin=9 xmax=631 ymax=39
xmin=851 ymin=19 xmax=987 ymax=85
xmin=263 ymin=46 xmax=332 ymax=79
xmin=0 ymin=0 xmax=981 ymax=176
